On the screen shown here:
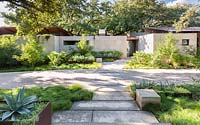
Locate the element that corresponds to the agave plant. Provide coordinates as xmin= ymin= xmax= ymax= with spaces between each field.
xmin=0 ymin=87 xmax=38 ymax=121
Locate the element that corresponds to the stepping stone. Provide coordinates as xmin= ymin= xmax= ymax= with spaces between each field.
xmin=92 ymin=86 xmax=128 ymax=92
xmin=93 ymin=111 xmax=159 ymax=123
xmin=136 ymin=89 xmax=161 ymax=109
xmin=71 ymin=101 xmax=140 ymax=111
xmin=93 ymin=91 xmax=133 ymax=101
xmin=52 ymin=111 xmax=92 ymax=123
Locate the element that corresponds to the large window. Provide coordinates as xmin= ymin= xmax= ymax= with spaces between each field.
xmin=63 ymin=41 xmax=78 ymax=45
xmin=182 ymin=39 xmax=189 ymax=46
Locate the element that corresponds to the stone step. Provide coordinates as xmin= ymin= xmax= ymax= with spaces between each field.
xmin=71 ymin=101 xmax=140 ymax=111
xmin=52 ymin=122 xmax=171 ymax=125
xmin=88 ymin=85 xmax=128 ymax=92
xmin=93 ymin=91 xmax=133 ymax=101
xmin=52 ymin=111 xmax=170 ymax=125
xmin=93 ymin=111 xmax=159 ymax=123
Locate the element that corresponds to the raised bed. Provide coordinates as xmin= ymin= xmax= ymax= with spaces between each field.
xmin=0 ymin=101 xmax=51 ymax=125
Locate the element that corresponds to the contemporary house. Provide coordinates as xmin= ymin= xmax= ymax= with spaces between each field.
xmin=0 ymin=27 xmax=200 ymax=58
xmin=135 ymin=27 xmax=200 ymax=54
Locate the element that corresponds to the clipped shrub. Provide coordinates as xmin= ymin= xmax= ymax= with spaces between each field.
xmin=92 ymin=50 xmax=123 ymax=59
xmin=68 ymin=53 xmax=95 ymax=63
xmin=48 ymin=51 xmax=68 ymax=66
xmin=16 ymin=37 xmax=44 ymax=67
xmin=0 ymin=35 xmax=21 ymax=67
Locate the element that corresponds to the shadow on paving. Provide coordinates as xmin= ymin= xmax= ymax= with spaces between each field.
xmin=0 ymin=69 xmax=199 ymax=89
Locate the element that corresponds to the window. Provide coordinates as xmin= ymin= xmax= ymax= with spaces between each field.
xmin=182 ymin=39 xmax=189 ymax=46
xmin=63 ymin=41 xmax=78 ymax=45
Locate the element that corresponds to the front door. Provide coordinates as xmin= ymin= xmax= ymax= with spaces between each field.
xmin=128 ymin=40 xmax=138 ymax=57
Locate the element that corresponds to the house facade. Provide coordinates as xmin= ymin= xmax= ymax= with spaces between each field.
xmin=135 ymin=27 xmax=200 ymax=54
xmin=0 ymin=27 xmax=200 ymax=58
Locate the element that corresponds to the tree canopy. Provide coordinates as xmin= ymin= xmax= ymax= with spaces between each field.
xmin=1 ymin=0 xmax=199 ymax=35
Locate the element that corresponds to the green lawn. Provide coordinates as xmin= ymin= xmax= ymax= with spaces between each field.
xmin=0 ymin=85 xmax=93 ymax=111
xmin=130 ymin=82 xmax=200 ymax=125
xmin=0 ymin=62 xmax=101 ymax=72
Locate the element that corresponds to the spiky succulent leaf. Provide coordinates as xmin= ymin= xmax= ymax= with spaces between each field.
xmin=16 ymin=87 xmax=25 ymax=102
xmin=17 ymin=108 xmax=31 ymax=115
xmin=3 ymin=94 xmax=14 ymax=110
xmin=0 ymin=106 xmax=10 ymax=111
xmin=11 ymin=113 xmax=18 ymax=121
xmin=24 ymin=103 xmax=35 ymax=109
xmin=23 ymin=96 xmax=37 ymax=106
xmin=2 ymin=111 xmax=14 ymax=120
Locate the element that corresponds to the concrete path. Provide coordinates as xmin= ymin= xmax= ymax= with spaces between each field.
xmin=52 ymin=85 xmax=160 ymax=125
xmin=0 ymin=69 xmax=200 ymax=89
xmin=102 ymin=58 xmax=130 ymax=70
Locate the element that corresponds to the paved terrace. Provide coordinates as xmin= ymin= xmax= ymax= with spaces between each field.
xmin=0 ymin=69 xmax=200 ymax=89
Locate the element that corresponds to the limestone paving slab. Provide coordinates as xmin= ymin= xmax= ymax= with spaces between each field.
xmin=90 ymin=85 xmax=128 ymax=92
xmin=93 ymin=111 xmax=159 ymax=123
xmin=52 ymin=111 xmax=92 ymax=123
xmin=93 ymin=91 xmax=133 ymax=101
xmin=71 ymin=101 xmax=140 ymax=111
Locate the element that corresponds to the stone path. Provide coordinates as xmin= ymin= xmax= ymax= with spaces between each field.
xmin=52 ymin=85 xmax=161 ymax=125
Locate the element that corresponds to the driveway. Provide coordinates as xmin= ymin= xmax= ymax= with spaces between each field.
xmin=0 ymin=69 xmax=200 ymax=89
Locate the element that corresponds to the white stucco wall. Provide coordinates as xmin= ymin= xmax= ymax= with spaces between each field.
xmin=52 ymin=36 xmax=128 ymax=58
xmin=137 ymin=33 xmax=198 ymax=54
xmin=38 ymin=36 xmax=55 ymax=54
xmin=153 ymin=33 xmax=197 ymax=53
xmin=55 ymin=36 xmax=95 ymax=52
xmin=138 ymin=34 xmax=154 ymax=53
xmin=94 ymin=36 xmax=129 ymax=58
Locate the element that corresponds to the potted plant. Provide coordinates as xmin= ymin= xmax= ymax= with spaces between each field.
xmin=0 ymin=87 xmax=51 ymax=125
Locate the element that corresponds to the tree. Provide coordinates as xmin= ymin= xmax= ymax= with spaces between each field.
xmin=104 ymin=0 xmax=169 ymax=35
xmin=173 ymin=1 xmax=200 ymax=31
xmin=1 ymin=0 xmax=111 ymax=35
xmin=2 ymin=0 xmax=198 ymax=36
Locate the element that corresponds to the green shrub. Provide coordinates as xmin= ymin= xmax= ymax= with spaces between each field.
xmin=68 ymin=53 xmax=95 ymax=63
xmin=0 ymin=35 xmax=21 ymax=67
xmin=48 ymin=51 xmax=68 ymax=66
xmin=152 ymin=33 xmax=180 ymax=68
xmin=125 ymin=51 xmax=153 ymax=68
xmin=179 ymin=54 xmax=200 ymax=68
xmin=92 ymin=50 xmax=123 ymax=59
xmin=16 ymin=37 xmax=44 ymax=67
xmin=76 ymin=36 xmax=93 ymax=55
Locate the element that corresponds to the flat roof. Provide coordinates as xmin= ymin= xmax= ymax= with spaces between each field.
xmin=0 ymin=27 xmax=72 ymax=36
xmin=145 ymin=27 xmax=200 ymax=33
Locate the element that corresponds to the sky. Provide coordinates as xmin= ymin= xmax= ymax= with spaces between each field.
xmin=0 ymin=0 xmax=199 ymax=26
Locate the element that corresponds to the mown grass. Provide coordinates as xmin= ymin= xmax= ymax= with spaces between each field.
xmin=0 ymin=85 xmax=93 ymax=111
xmin=0 ymin=62 xmax=101 ymax=72
xmin=130 ymin=82 xmax=200 ymax=125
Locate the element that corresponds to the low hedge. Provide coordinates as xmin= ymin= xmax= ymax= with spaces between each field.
xmin=92 ymin=50 xmax=123 ymax=59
